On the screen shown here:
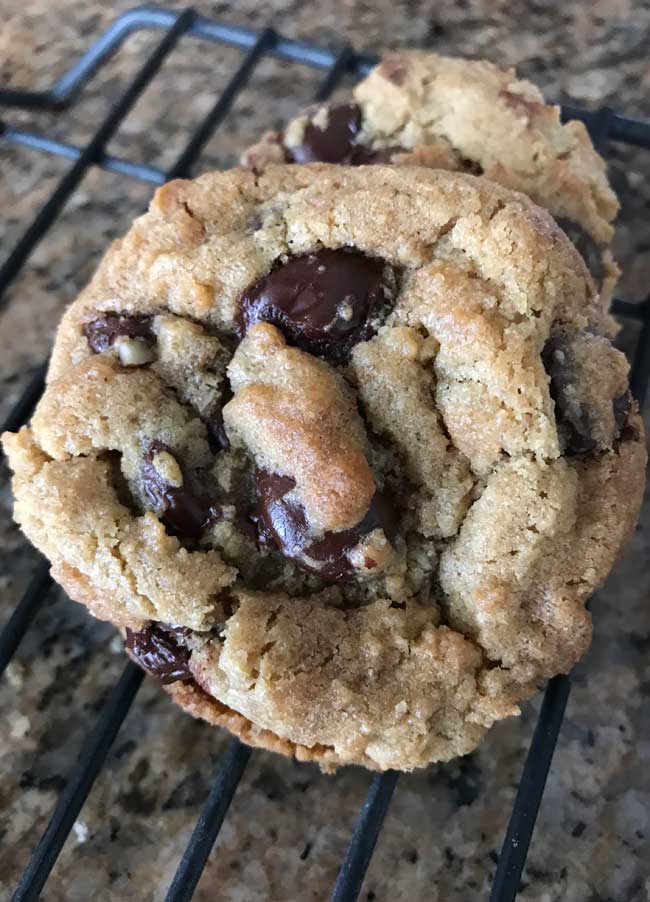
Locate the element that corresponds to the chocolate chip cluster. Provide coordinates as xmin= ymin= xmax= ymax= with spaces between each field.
xmin=83 ymin=247 xmax=398 ymax=596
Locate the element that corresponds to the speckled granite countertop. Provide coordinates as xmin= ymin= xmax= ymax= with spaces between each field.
xmin=1 ymin=2 xmax=650 ymax=900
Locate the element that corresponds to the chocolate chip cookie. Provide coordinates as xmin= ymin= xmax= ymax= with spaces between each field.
xmin=243 ymin=52 xmax=620 ymax=308
xmin=3 ymin=165 xmax=644 ymax=771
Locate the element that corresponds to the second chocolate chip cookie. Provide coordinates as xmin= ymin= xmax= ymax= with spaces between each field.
xmin=243 ymin=52 xmax=620 ymax=308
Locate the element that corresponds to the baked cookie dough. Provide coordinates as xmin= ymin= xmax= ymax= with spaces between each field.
xmin=243 ymin=52 xmax=620 ymax=308
xmin=3 ymin=165 xmax=644 ymax=771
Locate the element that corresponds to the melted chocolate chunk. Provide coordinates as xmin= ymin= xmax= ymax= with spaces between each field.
xmin=542 ymin=335 xmax=598 ymax=454
xmin=142 ymin=440 xmax=221 ymax=538
xmin=542 ymin=334 xmax=635 ymax=455
xmin=284 ymin=102 xmax=396 ymax=167
xmin=543 ymin=335 xmax=638 ymax=454
xmin=555 ymin=218 xmax=604 ymax=286
xmin=255 ymin=471 xmax=304 ymax=551
xmin=255 ymin=469 xmax=396 ymax=580
xmin=287 ymin=103 xmax=363 ymax=164
xmin=125 ymin=623 xmax=192 ymax=684
xmin=84 ymin=313 xmax=153 ymax=353
xmin=236 ymin=248 xmax=391 ymax=360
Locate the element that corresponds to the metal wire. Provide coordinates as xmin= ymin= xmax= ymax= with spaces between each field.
xmin=0 ymin=362 xmax=49 ymax=437
xmin=331 ymin=772 xmax=400 ymax=902
xmin=489 ymin=676 xmax=572 ymax=901
xmin=630 ymin=298 xmax=650 ymax=408
xmin=165 ymin=739 xmax=253 ymax=902
xmin=0 ymin=125 xmax=166 ymax=183
xmin=611 ymin=299 xmax=647 ymax=321
xmin=561 ymin=103 xmax=650 ymax=148
xmin=0 ymin=558 xmax=51 ymax=677
xmin=0 ymin=8 xmax=196 ymax=309
xmin=165 ymin=27 xmax=277 ymax=181
xmin=313 ymin=45 xmax=357 ymax=102
xmin=1 ymin=8 xmax=649 ymax=902
xmin=0 ymin=5 xmax=378 ymax=111
xmin=12 ymin=662 xmax=145 ymax=902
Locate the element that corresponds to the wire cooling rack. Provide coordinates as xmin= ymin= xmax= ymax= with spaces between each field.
xmin=1 ymin=7 xmax=649 ymax=901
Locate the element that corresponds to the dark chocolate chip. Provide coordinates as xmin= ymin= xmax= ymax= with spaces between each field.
xmin=544 ymin=334 xmax=638 ymax=453
xmin=542 ymin=335 xmax=598 ymax=454
xmin=254 ymin=469 xmax=396 ymax=580
xmin=142 ymin=440 xmax=221 ymax=538
xmin=555 ymin=218 xmax=604 ymax=287
xmin=236 ymin=248 xmax=391 ymax=361
xmin=125 ymin=623 xmax=192 ymax=684
xmin=255 ymin=470 xmax=306 ymax=551
xmin=284 ymin=102 xmax=394 ymax=167
xmin=84 ymin=313 xmax=153 ymax=353
xmin=286 ymin=103 xmax=363 ymax=164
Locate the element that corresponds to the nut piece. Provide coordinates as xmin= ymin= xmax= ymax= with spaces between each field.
xmin=283 ymin=114 xmax=310 ymax=151
xmin=346 ymin=528 xmax=395 ymax=574
xmin=116 ymin=337 xmax=156 ymax=367
xmin=151 ymin=449 xmax=183 ymax=487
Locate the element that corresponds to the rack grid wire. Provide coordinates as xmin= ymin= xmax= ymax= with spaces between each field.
xmin=1 ymin=7 xmax=649 ymax=902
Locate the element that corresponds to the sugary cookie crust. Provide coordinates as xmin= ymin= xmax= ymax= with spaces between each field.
xmin=225 ymin=322 xmax=375 ymax=533
xmin=243 ymin=51 xmax=620 ymax=308
xmin=3 ymin=165 xmax=645 ymax=771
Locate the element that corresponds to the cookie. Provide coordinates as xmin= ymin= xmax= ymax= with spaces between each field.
xmin=3 ymin=165 xmax=644 ymax=771
xmin=243 ymin=52 xmax=620 ymax=308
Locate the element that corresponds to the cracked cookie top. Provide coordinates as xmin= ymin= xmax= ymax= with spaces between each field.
xmin=3 ymin=165 xmax=644 ymax=771
xmin=243 ymin=52 xmax=620 ymax=308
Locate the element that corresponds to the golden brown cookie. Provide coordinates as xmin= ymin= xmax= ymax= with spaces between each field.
xmin=3 ymin=165 xmax=644 ymax=771
xmin=243 ymin=52 xmax=620 ymax=308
